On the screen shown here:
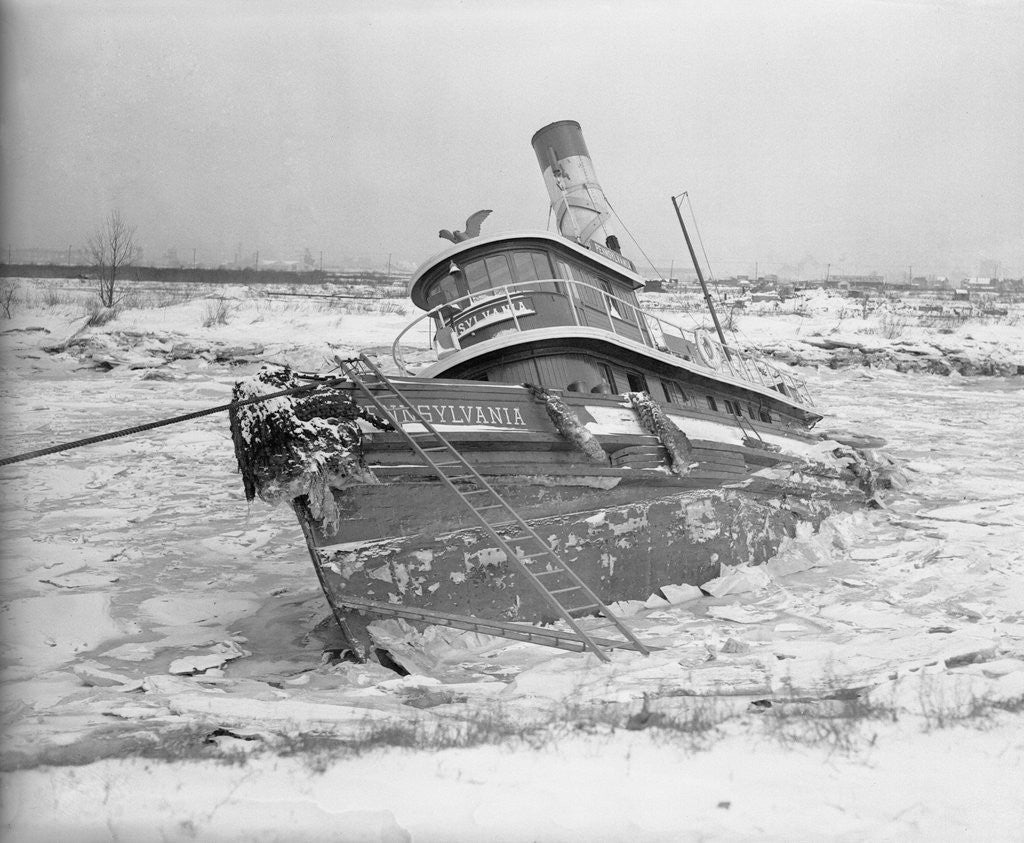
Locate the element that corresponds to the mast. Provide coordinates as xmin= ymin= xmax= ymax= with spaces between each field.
xmin=671 ymin=193 xmax=729 ymax=350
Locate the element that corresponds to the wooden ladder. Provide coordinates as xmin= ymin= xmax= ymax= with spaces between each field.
xmin=337 ymin=353 xmax=653 ymax=661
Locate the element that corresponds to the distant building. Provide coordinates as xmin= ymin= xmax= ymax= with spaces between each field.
xmin=832 ymin=274 xmax=885 ymax=295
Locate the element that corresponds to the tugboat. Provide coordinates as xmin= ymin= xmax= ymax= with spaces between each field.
xmin=231 ymin=120 xmax=889 ymax=661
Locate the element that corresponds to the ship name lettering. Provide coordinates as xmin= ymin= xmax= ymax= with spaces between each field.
xmin=380 ymin=402 xmax=527 ymax=427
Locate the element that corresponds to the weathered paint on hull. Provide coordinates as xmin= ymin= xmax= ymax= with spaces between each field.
xmin=297 ymin=473 xmax=851 ymax=655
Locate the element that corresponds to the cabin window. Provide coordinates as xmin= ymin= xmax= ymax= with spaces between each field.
xmin=464 ymin=259 xmax=491 ymax=295
xmin=601 ymin=279 xmax=634 ymax=322
xmin=600 ymin=364 xmax=617 ymax=393
xmin=425 ymin=274 xmax=466 ymax=319
xmin=426 ymin=272 xmax=464 ymax=310
xmin=485 ymin=255 xmax=514 ymax=291
xmin=747 ymin=403 xmax=757 ymax=420
xmin=512 ymin=251 xmax=553 ymax=282
xmin=727 ymin=400 xmax=742 ymax=416
xmin=759 ymin=408 xmax=772 ymax=423
xmin=512 ymin=250 xmax=559 ymax=294
xmin=626 ymin=371 xmax=647 ymax=393
xmin=706 ymin=395 xmax=719 ymax=412
xmin=662 ymin=380 xmax=687 ymax=404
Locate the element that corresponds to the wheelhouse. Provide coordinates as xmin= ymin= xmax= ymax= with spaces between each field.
xmin=400 ymin=230 xmax=818 ymax=430
xmin=410 ymin=232 xmax=649 ymax=351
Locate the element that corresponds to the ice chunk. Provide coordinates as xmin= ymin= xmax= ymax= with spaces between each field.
xmin=700 ymin=565 xmax=771 ymax=597
xmin=659 ymin=584 xmax=702 ymax=604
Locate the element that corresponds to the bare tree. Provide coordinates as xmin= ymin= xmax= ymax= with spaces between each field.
xmin=87 ymin=210 xmax=137 ymax=307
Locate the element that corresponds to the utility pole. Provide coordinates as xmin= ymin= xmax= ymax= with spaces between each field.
xmin=826 ymin=263 xmax=831 ymax=283
xmin=319 ymin=250 xmax=323 ymax=272
xmin=193 ymin=248 xmax=197 ymax=270
xmin=67 ymin=245 xmax=72 ymax=266
xmin=386 ymin=253 xmax=392 ymax=284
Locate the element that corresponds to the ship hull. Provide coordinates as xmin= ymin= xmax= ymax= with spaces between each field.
xmin=286 ymin=377 xmax=869 ymax=656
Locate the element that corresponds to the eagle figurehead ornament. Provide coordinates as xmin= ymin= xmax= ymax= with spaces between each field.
xmin=439 ymin=209 xmax=492 ymax=243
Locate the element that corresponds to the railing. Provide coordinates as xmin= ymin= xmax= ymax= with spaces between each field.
xmin=390 ymin=279 xmax=813 ymax=406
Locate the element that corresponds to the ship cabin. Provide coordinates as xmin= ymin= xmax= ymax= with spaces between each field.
xmin=400 ymin=230 xmax=819 ymax=433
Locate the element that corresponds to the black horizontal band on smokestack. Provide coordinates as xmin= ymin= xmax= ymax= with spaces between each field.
xmin=530 ymin=120 xmax=590 ymax=173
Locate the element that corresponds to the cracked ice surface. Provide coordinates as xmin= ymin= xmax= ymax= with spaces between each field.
xmin=1 ymin=282 xmax=1022 ymax=840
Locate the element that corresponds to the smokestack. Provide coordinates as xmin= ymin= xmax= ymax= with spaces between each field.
xmin=531 ymin=120 xmax=625 ymax=254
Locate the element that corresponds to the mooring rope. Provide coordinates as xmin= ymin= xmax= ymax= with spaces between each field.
xmin=0 ymin=375 xmax=347 ymax=468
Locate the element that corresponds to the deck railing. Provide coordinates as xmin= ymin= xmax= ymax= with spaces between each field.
xmin=390 ymin=279 xmax=813 ymax=406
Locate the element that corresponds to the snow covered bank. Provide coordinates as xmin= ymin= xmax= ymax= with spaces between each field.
xmin=759 ymin=333 xmax=1023 ymax=377
xmin=4 ymin=720 xmax=1022 ymax=842
xmin=2 ymin=279 xmax=1023 ymax=839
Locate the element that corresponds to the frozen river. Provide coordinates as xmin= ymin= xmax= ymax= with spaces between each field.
xmin=1 ymin=293 xmax=1022 ymax=840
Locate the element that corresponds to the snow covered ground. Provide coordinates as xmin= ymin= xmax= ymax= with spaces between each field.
xmin=1 ymin=278 xmax=1022 ymax=841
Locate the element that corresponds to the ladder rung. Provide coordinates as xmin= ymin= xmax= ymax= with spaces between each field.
xmin=422 ymin=446 xmax=448 ymax=453
xmin=549 ymin=586 xmax=582 ymax=595
xmin=520 ymin=553 xmax=551 ymax=561
xmin=532 ymin=569 xmax=562 ymax=577
xmin=476 ymin=504 xmax=506 ymax=511
xmin=567 ymin=603 xmax=601 ymax=613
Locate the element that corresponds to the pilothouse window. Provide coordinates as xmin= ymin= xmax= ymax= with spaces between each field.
xmin=464 ymin=260 xmax=490 ymax=295
xmin=484 ymin=255 xmax=513 ymax=289
xmin=512 ymin=251 xmax=553 ymax=282
xmin=512 ymin=250 xmax=558 ymax=293
xmin=426 ymin=272 xmax=464 ymax=311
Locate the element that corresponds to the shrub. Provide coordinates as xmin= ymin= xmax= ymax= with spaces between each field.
xmin=84 ymin=299 xmax=119 ymax=326
xmin=876 ymin=312 xmax=909 ymax=340
xmin=202 ymin=298 xmax=234 ymax=327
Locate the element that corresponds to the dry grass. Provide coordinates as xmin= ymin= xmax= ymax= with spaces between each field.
xmin=202 ymin=297 xmax=235 ymax=327
xmin=0 ymin=279 xmax=17 ymax=318
xmin=84 ymin=300 xmax=119 ymax=326
xmin=5 ymin=665 xmax=1019 ymax=772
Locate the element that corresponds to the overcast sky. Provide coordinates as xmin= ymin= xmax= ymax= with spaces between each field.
xmin=2 ymin=0 xmax=1022 ymax=277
